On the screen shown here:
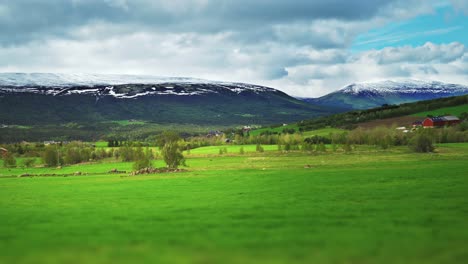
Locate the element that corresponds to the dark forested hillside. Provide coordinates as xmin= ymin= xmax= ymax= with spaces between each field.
xmin=0 ymin=83 xmax=334 ymax=126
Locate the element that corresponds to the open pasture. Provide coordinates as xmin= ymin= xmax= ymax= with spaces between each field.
xmin=1 ymin=144 xmax=468 ymax=263
xmin=411 ymin=104 xmax=468 ymax=118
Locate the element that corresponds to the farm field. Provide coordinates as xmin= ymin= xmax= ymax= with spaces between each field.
xmin=301 ymin=127 xmax=348 ymax=137
xmin=1 ymin=144 xmax=468 ymax=263
xmin=411 ymin=104 xmax=468 ymax=118
xmin=250 ymin=125 xmax=346 ymax=137
xmin=249 ymin=124 xmax=300 ymax=136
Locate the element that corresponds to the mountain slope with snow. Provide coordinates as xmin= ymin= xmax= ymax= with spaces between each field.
xmin=302 ymin=80 xmax=468 ymax=110
xmin=0 ymin=73 xmax=334 ymax=126
xmin=0 ymin=73 xmax=277 ymax=98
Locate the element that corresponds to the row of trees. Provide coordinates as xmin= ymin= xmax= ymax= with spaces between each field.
xmin=2 ymin=122 xmax=467 ymax=169
xmin=42 ymin=142 xmax=113 ymax=167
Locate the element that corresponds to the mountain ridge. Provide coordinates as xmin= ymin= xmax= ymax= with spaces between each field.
xmin=301 ymin=79 xmax=468 ymax=110
xmin=0 ymin=73 xmax=334 ymax=126
xmin=0 ymin=73 xmax=280 ymax=99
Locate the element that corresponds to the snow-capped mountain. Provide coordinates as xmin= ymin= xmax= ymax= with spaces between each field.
xmin=302 ymin=80 xmax=468 ymax=110
xmin=0 ymin=73 xmax=276 ymax=98
xmin=339 ymin=80 xmax=468 ymax=95
xmin=0 ymin=73 xmax=208 ymax=87
xmin=0 ymin=73 xmax=333 ymax=126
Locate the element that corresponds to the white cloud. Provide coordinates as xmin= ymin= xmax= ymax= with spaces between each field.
xmin=0 ymin=1 xmax=467 ymax=98
xmin=357 ymin=42 xmax=465 ymax=64
xmin=451 ymin=0 xmax=468 ymax=14
xmin=270 ymin=42 xmax=468 ymax=97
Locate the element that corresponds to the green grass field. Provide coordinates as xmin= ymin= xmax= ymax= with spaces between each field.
xmin=302 ymin=127 xmax=347 ymax=137
xmin=109 ymin=120 xmax=148 ymax=126
xmin=94 ymin=141 xmax=109 ymax=148
xmin=1 ymin=144 xmax=468 ymax=263
xmin=249 ymin=124 xmax=300 ymax=136
xmin=185 ymin=144 xmax=278 ymax=156
xmin=250 ymin=125 xmax=346 ymax=138
xmin=411 ymin=104 xmax=468 ymax=117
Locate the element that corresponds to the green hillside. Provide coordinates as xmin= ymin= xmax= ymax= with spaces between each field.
xmin=0 ymin=88 xmax=336 ymax=142
xmin=251 ymin=125 xmax=346 ymax=137
xmin=0 ymin=92 xmax=329 ymax=126
xmin=411 ymin=104 xmax=468 ymax=117
xmin=297 ymin=95 xmax=468 ymax=132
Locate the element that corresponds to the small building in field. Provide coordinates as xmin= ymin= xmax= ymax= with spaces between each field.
xmin=206 ymin=130 xmax=222 ymax=137
xmin=412 ymin=121 xmax=423 ymax=128
xmin=0 ymin=147 xmax=7 ymax=157
xmin=422 ymin=116 xmax=461 ymax=128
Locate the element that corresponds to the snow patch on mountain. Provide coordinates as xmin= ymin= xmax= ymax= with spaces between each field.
xmin=339 ymin=80 xmax=468 ymax=95
xmin=0 ymin=73 xmax=277 ymax=98
xmin=0 ymin=73 xmax=209 ymax=87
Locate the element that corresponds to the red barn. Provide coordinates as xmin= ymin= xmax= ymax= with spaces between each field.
xmin=423 ymin=116 xmax=461 ymax=128
xmin=443 ymin=116 xmax=462 ymax=126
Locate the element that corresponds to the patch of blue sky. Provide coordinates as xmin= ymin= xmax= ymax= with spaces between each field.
xmin=351 ymin=4 xmax=468 ymax=52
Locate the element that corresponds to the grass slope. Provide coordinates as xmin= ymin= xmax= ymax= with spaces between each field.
xmin=249 ymin=124 xmax=300 ymax=136
xmin=298 ymin=95 xmax=468 ymax=132
xmin=301 ymin=127 xmax=347 ymax=137
xmin=411 ymin=104 xmax=468 ymax=117
xmin=250 ymin=125 xmax=346 ymax=137
xmin=1 ymin=144 xmax=467 ymax=263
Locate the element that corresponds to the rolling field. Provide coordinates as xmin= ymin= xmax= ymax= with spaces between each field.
xmin=411 ymin=104 xmax=468 ymax=118
xmin=250 ymin=125 xmax=346 ymax=137
xmin=1 ymin=144 xmax=468 ymax=263
xmin=249 ymin=124 xmax=300 ymax=136
xmin=301 ymin=127 xmax=348 ymax=137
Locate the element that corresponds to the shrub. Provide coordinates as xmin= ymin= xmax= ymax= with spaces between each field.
xmin=219 ymin=147 xmax=228 ymax=155
xmin=304 ymin=136 xmax=331 ymax=144
xmin=43 ymin=146 xmax=60 ymax=167
xmin=301 ymin=142 xmax=313 ymax=152
xmin=120 ymin=145 xmax=134 ymax=162
xmin=316 ymin=142 xmax=326 ymax=152
xmin=132 ymin=147 xmax=153 ymax=170
xmin=343 ymin=142 xmax=353 ymax=153
xmin=239 ymin=147 xmax=245 ymax=155
xmin=133 ymin=156 xmax=152 ymax=170
xmin=2 ymin=152 xmax=16 ymax=168
xmin=161 ymin=141 xmax=185 ymax=169
xmin=22 ymin=158 xmax=36 ymax=168
xmin=256 ymin=144 xmax=264 ymax=152
xmin=409 ymin=132 xmax=434 ymax=153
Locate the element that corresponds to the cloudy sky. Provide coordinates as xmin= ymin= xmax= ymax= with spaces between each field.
xmin=1 ymin=0 xmax=467 ymax=97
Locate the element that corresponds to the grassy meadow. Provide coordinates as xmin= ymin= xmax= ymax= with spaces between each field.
xmin=1 ymin=144 xmax=468 ymax=263
xmin=249 ymin=125 xmax=347 ymax=137
xmin=411 ymin=104 xmax=468 ymax=118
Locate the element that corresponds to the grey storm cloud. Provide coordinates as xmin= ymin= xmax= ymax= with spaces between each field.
xmin=0 ymin=0 xmax=396 ymax=46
